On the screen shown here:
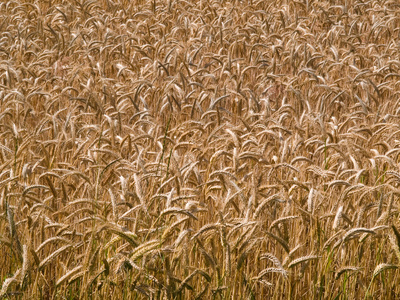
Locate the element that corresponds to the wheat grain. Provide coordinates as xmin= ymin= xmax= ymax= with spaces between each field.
xmin=38 ymin=245 xmax=72 ymax=270
xmin=288 ymin=255 xmax=321 ymax=268
xmin=335 ymin=266 xmax=362 ymax=280
xmin=372 ymin=263 xmax=398 ymax=278
xmin=2 ymin=1 xmax=400 ymax=298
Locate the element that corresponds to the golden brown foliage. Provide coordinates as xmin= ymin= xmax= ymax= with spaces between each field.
xmin=1 ymin=0 xmax=400 ymax=299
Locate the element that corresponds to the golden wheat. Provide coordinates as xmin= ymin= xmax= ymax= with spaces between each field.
xmin=1 ymin=0 xmax=400 ymax=298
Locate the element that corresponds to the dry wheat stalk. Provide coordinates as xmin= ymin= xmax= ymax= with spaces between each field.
xmin=2 ymin=0 xmax=400 ymax=298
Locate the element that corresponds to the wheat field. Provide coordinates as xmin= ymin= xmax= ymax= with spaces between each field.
xmin=1 ymin=0 xmax=400 ymax=299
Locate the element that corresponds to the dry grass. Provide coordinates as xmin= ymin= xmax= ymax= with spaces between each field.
xmin=1 ymin=0 xmax=400 ymax=299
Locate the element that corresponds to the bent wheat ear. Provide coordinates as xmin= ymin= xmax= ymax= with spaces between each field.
xmin=39 ymin=245 xmax=72 ymax=270
xmin=254 ymin=194 xmax=282 ymax=218
xmin=260 ymin=253 xmax=284 ymax=269
xmin=0 ymin=277 xmax=19 ymax=298
xmin=288 ymin=255 xmax=321 ymax=268
xmin=131 ymin=240 xmax=161 ymax=262
xmin=101 ymin=224 xmax=138 ymax=247
xmin=269 ymin=215 xmax=299 ymax=231
xmin=255 ymin=267 xmax=288 ymax=280
xmin=266 ymin=231 xmax=290 ymax=253
xmin=342 ymin=228 xmax=376 ymax=242
xmin=335 ymin=266 xmax=362 ymax=280
xmin=56 ymin=265 xmax=83 ymax=286
xmin=36 ymin=236 xmax=71 ymax=252
xmin=372 ymin=263 xmax=398 ymax=278
xmin=175 ymin=269 xmax=211 ymax=293
xmin=191 ymin=223 xmax=220 ymax=240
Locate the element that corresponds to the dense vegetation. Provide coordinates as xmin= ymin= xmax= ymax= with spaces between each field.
xmin=1 ymin=0 xmax=400 ymax=298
